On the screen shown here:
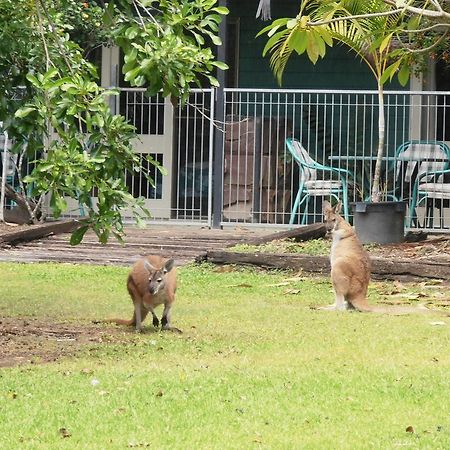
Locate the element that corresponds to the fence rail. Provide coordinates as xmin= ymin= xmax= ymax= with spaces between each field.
xmin=3 ymin=88 xmax=450 ymax=232
xmin=221 ymin=88 xmax=450 ymax=231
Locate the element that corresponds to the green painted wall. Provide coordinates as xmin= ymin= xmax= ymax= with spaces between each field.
xmin=230 ymin=0 xmax=405 ymax=90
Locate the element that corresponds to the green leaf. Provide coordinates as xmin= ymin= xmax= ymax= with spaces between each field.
xmin=209 ymin=34 xmax=222 ymax=46
xmin=212 ymin=61 xmax=228 ymax=70
xmin=380 ymin=60 xmax=401 ymax=85
xmin=263 ymin=29 xmax=288 ymax=57
xmin=256 ymin=18 xmax=289 ymax=38
xmin=70 ymin=225 xmax=89 ymax=246
xmin=211 ymin=6 xmax=229 ymax=15
xmin=43 ymin=67 xmax=59 ymax=82
xmin=306 ymin=32 xmax=321 ymax=64
xmin=124 ymin=67 xmax=140 ymax=83
xmin=102 ymin=1 xmax=115 ymax=27
xmin=125 ymin=26 xmax=139 ymax=40
xmin=14 ymin=106 xmax=35 ymax=118
xmin=379 ymin=33 xmax=393 ymax=54
xmin=26 ymin=73 xmax=40 ymax=87
xmin=288 ymin=30 xmax=308 ymax=55
xmin=317 ymin=27 xmax=333 ymax=47
xmin=192 ymin=31 xmax=205 ymax=45
xmin=207 ymin=75 xmax=220 ymax=87
xmin=397 ymin=63 xmax=410 ymax=86
xmin=407 ymin=16 xmax=420 ymax=31
xmin=287 ymin=19 xmax=297 ymax=30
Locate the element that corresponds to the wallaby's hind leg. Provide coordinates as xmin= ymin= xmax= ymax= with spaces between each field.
xmin=142 ymin=294 xmax=160 ymax=327
xmin=318 ymin=292 xmax=349 ymax=311
xmin=332 ymin=267 xmax=352 ymax=310
xmin=319 ymin=267 xmax=351 ymax=310
xmin=133 ymin=303 xmax=150 ymax=332
xmin=333 ymin=292 xmax=349 ymax=311
xmin=128 ymin=276 xmax=148 ymax=332
xmin=161 ymin=303 xmax=182 ymax=333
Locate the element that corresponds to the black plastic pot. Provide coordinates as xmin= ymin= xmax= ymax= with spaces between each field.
xmin=351 ymin=201 xmax=407 ymax=244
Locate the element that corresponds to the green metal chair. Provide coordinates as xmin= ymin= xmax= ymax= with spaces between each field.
xmin=286 ymin=138 xmax=352 ymax=225
xmin=394 ymin=141 xmax=450 ymax=228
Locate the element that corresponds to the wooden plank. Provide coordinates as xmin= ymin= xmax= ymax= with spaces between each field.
xmin=206 ymin=250 xmax=330 ymax=273
xmin=239 ymin=223 xmax=326 ymax=246
xmin=0 ymin=251 xmax=195 ymax=266
xmin=206 ymin=250 xmax=450 ymax=280
xmin=0 ymin=220 xmax=81 ymax=245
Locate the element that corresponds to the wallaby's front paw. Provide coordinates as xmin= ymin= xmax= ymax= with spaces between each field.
xmin=153 ymin=317 xmax=160 ymax=327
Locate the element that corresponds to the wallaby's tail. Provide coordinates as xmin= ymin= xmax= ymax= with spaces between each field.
xmin=355 ymin=303 xmax=449 ymax=316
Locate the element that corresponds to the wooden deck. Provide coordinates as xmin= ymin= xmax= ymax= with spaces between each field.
xmin=0 ymin=224 xmax=267 ymax=267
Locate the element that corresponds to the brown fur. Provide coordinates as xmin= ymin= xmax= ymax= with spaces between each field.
xmin=108 ymin=255 xmax=180 ymax=332
xmin=321 ymin=201 xmax=448 ymax=316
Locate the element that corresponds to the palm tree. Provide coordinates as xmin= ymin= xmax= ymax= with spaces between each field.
xmin=259 ymin=0 xmax=409 ymax=202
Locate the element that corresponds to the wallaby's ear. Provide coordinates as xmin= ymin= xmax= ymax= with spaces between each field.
xmin=323 ymin=200 xmax=332 ymax=213
xmin=164 ymin=259 xmax=175 ymax=273
xmin=334 ymin=201 xmax=342 ymax=214
xmin=144 ymin=260 xmax=156 ymax=273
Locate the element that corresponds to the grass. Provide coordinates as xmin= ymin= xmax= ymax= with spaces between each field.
xmin=231 ymin=238 xmax=331 ymax=255
xmin=230 ymin=238 xmax=380 ymax=256
xmin=0 ymin=262 xmax=449 ymax=449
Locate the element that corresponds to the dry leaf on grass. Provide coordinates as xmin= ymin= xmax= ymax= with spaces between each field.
xmin=214 ymin=266 xmax=235 ymax=273
xmin=379 ymin=300 xmax=411 ymax=306
xmin=225 ymin=283 xmax=252 ymax=288
xmin=282 ymin=275 xmax=306 ymax=283
xmin=59 ymin=428 xmax=71 ymax=438
xmin=283 ymin=289 xmax=301 ymax=295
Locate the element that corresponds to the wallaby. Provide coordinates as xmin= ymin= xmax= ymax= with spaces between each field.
xmin=109 ymin=255 xmax=180 ymax=332
xmin=321 ymin=200 xmax=448 ymax=316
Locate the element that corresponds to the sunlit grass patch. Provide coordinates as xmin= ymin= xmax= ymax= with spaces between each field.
xmin=0 ymin=262 xmax=449 ymax=449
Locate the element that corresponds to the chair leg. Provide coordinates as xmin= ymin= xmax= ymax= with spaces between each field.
xmin=425 ymin=198 xmax=434 ymax=229
xmin=289 ymin=189 xmax=303 ymax=226
xmin=407 ymin=188 xmax=419 ymax=228
xmin=341 ymin=188 xmax=349 ymax=223
xmin=300 ymin=198 xmax=310 ymax=225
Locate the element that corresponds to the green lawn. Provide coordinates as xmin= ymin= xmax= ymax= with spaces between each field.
xmin=0 ymin=262 xmax=449 ymax=449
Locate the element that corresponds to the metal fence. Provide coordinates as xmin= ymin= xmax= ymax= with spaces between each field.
xmin=3 ymin=88 xmax=450 ymax=232
xmin=220 ymin=88 xmax=450 ymax=231
xmin=114 ymin=88 xmax=214 ymax=224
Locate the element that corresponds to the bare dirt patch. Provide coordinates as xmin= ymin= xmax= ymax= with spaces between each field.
xmin=0 ymin=317 xmax=127 ymax=368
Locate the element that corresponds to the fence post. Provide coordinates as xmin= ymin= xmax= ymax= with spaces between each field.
xmin=212 ymin=0 xmax=228 ymax=229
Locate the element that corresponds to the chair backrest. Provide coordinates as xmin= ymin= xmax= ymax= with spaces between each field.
xmin=285 ymin=138 xmax=317 ymax=182
xmin=395 ymin=141 xmax=450 ymax=184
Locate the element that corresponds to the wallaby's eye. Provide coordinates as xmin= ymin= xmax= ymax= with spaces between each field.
xmin=163 ymin=269 xmax=167 ymax=274
xmin=157 ymin=277 xmax=162 ymax=282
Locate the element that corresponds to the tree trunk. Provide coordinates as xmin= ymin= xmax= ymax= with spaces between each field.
xmin=0 ymin=127 xmax=8 ymax=222
xmin=371 ymin=80 xmax=385 ymax=203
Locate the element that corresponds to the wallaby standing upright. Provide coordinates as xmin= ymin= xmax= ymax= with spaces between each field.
xmin=322 ymin=200 xmax=371 ymax=311
xmin=322 ymin=200 xmax=446 ymax=315
xmin=111 ymin=255 xmax=180 ymax=332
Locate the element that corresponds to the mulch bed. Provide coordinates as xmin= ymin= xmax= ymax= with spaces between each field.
xmin=207 ymin=234 xmax=450 ymax=281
